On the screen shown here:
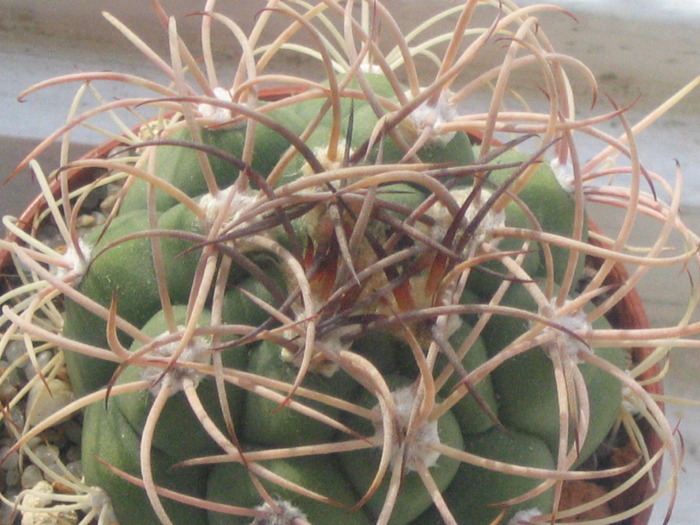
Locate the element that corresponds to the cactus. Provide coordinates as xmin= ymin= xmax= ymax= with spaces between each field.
xmin=2 ymin=1 xmax=700 ymax=524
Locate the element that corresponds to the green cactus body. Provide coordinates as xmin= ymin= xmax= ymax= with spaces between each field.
xmin=339 ymin=376 xmax=465 ymax=525
xmin=346 ymin=105 xmax=473 ymax=169
xmin=241 ymin=339 xmax=360 ymax=447
xmin=440 ymin=320 xmax=500 ymax=437
xmin=464 ymin=197 xmax=542 ymax=298
xmin=119 ymin=99 xmax=325 ymax=213
xmin=63 ymin=204 xmax=204 ymax=395
xmin=120 ymin=126 xmax=247 ymax=213
xmin=490 ymin=150 xmax=588 ymax=281
xmin=348 ymin=319 xmax=498 ymax=439
xmin=465 ymin=149 xmax=587 ymax=297
xmin=63 ymin=195 xmax=287 ymax=396
xmin=416 ymin=427 xmax=556 ymax=524
xmin=82 ymin=400 xmax=209 ymax=525
xmin=63 ymin=65 xmax=625 ymax=525
xmin=206 ymin=454 xmax=372 ymax=525
xmin=111 ymin=305 xmax=248 ymax=461
xmin=277 ymin=73 xmax=476 ymax=182
xmin=476 ymin=283 xmax=626 ymax=465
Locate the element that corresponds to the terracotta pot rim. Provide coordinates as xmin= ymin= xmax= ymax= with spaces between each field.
xmin=586 ymin=223 xmax=662 ymax=525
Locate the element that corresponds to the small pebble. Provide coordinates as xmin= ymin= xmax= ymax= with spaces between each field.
xmin=0 ymin=445 xmax=19 ymax=470
xmin=21 ymin=480 xmax=53 ymax=508
xmin=41 ymin=429 xmax=68 ymax=451
xmin=100 ymin=192 xmax=119 ymax=213
xmin=31 ymin=445 xmax=65 ymax=479
xmin=92 ymin=211 xmax=106 ymax=225
xmin=4 ymin=341 xmax=27 ymax=366
xmin=6 ymin=466 xmax=21 ymax=488
xmin=0 ymin=502 xmax=14 ymax=525
xmin=22 ymin=351 xmax=53 ymax=381
xmin=75 ymin=214 xmax=96 ymax=229
xmin=25 ymin=437 xmax=42 ymax=450
xmin=77 ymin=184 xmax=107 ymax=212
xmin=26 ymin=378 xmax=74 ymax=428
xmin=65 ymin=445 xmax=81 ymax=464
xmin=65 ymin=460 xmax=82 ymax=479
xmin=61 ymin=421 xmax=82 ymax=446
xmin=3 ymin=407 xmax=25 ymax=436
xmin=0 ymin=360 xmax=21 ymax=401
xmin=20 ymin=465 xmax=44 ymax=489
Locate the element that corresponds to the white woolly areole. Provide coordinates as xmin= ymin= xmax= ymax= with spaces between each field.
xmin=53 ymin=239 xmax=91 ymax=281
xmin=19 ymin=480 xmax=81 ymax=524
xmin=199 ymin=185 xmax=271 ymax=249
xmin=426 ymin=187 xmax=505 ymax=254
xmin=406 ymin=89 xmax=457 ymax=146
xmin=300 ymin=141 xmax=350 ymax=180
xmin=540 ymin=300 xmax=593 ymax=364
xmin=360 ymin=63 xmax=382 ymax=74
xmin=200 ymin=185 xmax=256 ymax=227
xmin=280 ymin=327 xmax=354 ymax=377
xmin=141 ymin=330 xmax=211 ymax=396
xmin=375 ymin=386 xmax=441 ymax=471
xmin=508 ymin=507 xmax=542 ymax=524
xmin=550 ymin=157 xmax=575 ymax=194
xmin=197 ymin=87 xmax=233 ymax=123
xmin=252 ymin=499 xmax=309 ymax=525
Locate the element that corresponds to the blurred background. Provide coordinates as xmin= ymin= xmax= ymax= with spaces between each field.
xmin=2 ymin=1 xmax=699 ymax=522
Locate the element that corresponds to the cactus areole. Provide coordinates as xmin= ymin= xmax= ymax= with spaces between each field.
xmin=6 ymin=1 xmax=685 ymax=524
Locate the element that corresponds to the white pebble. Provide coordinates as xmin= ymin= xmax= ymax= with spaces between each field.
xmin=20 ymin=480 xmax=79 ymax=525
xmin=4 ymin=340 xmax=27 ymax=364
xmin=76 ymin=214 xmax=96 ymax=228
xmin=26 ymin=378 xmax=75 ymax=428
xmin=22 ymin=510 xmax=79 ymax=525
xmin=22 ymin=351 xmax=54 ymax=381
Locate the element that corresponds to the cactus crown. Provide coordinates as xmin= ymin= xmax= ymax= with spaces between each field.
xmin=2 ymin=1 xmax=699 ymax=524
